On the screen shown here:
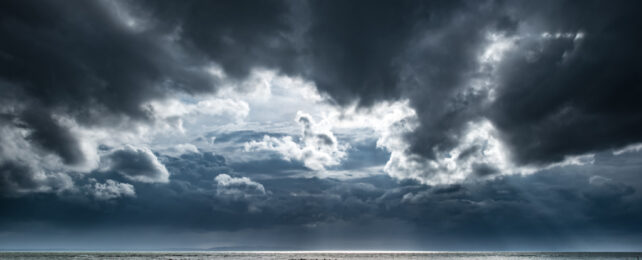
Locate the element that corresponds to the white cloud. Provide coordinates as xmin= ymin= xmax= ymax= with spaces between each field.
xmin=384 ymin=119 xmax=519 ymax=185
xmin=85 ymin=179 xmax=136 ymax=200
xmin=215 ymin=174 xmax=266 ymax=198
xmin=613 ymin=143 xmax=642 ymax=155
xmin=244 ymin=112 xmax=348 ymax=171
xmin=380 ymin=116 xmax=595 ymax=185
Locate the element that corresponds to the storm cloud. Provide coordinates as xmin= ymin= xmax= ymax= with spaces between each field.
xmin=2 ymin=149 xmax=642 ymax=250
xmin=104 ymin=146 xmax=170 ymax=183
xmin=1 ymin=0 xmax=642 ymax=251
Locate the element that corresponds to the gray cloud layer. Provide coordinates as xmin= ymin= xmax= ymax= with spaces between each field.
xmin=1 ymin=149 xmax=641 ymax=250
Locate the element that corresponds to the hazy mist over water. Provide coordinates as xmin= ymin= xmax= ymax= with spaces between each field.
xmin=1 ymin=252 xmax=641 ymax=260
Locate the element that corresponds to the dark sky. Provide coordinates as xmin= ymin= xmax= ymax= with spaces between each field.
xmin=1 ymin=0 xmax=642 ymax=251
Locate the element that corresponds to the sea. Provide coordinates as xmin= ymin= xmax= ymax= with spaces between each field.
xmin=0 ymin=251 xmax=640 ymax=260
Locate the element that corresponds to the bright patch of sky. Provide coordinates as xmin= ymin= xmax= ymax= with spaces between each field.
xmin=143 ymin=68 xmax=415 ymax=179
xmin=0 ymin=29 xmax=596 ymax=187
xmin=136 ymin=30 xmax=593 ymax=183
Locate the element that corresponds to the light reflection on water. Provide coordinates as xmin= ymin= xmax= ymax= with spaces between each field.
xmin=0 ymin=251 xmax=640 ymax=260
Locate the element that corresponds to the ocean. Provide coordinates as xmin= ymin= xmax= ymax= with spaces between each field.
xmin=0 ymin=251 xmax=640 ymax=260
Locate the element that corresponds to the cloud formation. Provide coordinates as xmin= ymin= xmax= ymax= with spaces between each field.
xmin=1 ymin=148 xmax=641 ymax=250
xmin=103 ymin=146 xmax=169 ymax=183
xmin=215 ymin=174 xmax=266 ymax=199
xmin=3 ymin=0 xmax=642 ymax=186
xmin=84 ymin=179 xmax=136 ymax=200
xmin=1 ymin=0 xmax=642 ymax=250
xmin=245 ymin=112 xmax=347 ymax=171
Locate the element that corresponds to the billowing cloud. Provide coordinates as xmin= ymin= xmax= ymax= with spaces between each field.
xmin=282 ymin=0 xmax=642 ymax=184
xmin=245 ymin=112 xmax=347 ymax=171
xmin=1 ymin=0 xmax=640 ymax=188
xmin=2 ymin=0 xmax=642 ymax=251
xmin=215 ymin=174 xmax=266 ymax=198
xmin=84 ymin=179 xmax=136 ymax=200
xmin=103 ymin=146 xmax=169 ymax=183
xmin=0 ymin=120 xmax=76 ymax=196
xmin=0 ymin=161 xmax=73 ymax=197
xmin=487 ymin=9 xmax=642 ymax=164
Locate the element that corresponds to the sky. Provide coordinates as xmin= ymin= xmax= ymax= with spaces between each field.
xmin=1 ymin=0 xmax=642 ymax=251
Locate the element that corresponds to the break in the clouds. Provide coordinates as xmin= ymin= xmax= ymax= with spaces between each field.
xmin=1 ymin=0 xmax=642 ymax=251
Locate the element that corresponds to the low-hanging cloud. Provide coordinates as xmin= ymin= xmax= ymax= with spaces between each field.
xmin=103 ymin=146 xmax=170 ymax=183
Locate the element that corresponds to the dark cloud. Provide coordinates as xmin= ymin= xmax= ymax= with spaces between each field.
xmin=287 ymin=0 xmax=642 ymax=169
xmin=488 ymin=0 xmax=642 ymax=165
xmin=471 ymin=163 xmax=499 ymax=177
xmin=3 ymin=0 xmax=640 ymax=175
xmin=0 ymin=162 xmax=40 ymax=195
xmin=163 ymin=152 xmax=229 ymax=184
xmin=20 ymin=109 xmax=84 ymax=165
xmin=0 ymin=0 xmax=217 ymax=184
xmin=140 ymin=0 xmax=299 ymax=79
xmin=399 ymin=1 xmax=511 ymax=160
xmin=2 ymin=0 xmax=642 ymax=250
xmin=298 ymin=0 xmax=418 ymax=106
xmin=0 ymin=160 xmax=71 ymax=197
xmin=2 ymin=150 xmax=642 ymax=248
xmin=105 ymin=146 xmax=169 ymax=183
xmin=0 ymin=0 xmax=215 ymax=123
xmin=296 ymin=0 xmax=642 ymax=166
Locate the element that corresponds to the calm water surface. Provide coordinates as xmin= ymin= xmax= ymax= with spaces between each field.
xmin=0 ymin=251 xmax=640 ymax=260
